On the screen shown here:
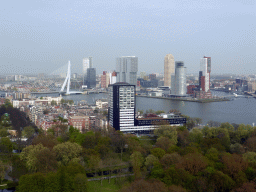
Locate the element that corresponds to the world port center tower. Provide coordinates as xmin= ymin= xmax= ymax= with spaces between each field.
xmin=108 ymin=82 xmax=186 ymax=133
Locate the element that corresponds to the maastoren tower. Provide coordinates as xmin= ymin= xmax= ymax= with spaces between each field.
xmin=116 ymin=56 xmax=138 ymax=86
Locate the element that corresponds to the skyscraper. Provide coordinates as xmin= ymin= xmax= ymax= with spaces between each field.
xmin=108 ymin=82 xmax=186 ymax=132
xmin=83 ymin=57 xmax=93 ymax=85
xmin=108 ymin=83 xmax=135 ymax=131
xmin=116 ymin=56 xmax=138 ymax=86
xmin=171 ymin=61 xmax=187 ymax=96
xmin=164 ymin=54 xmax=175 ymax=87
xmin=194 ymin=56 xmax=212 ymax=99
xmin=199 ymin=56 xmax=211 ymax=92
xmin=87 ymin=68 xmax=96 ymax=88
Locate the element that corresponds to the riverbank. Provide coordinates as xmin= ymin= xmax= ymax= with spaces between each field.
xmin=136 ymin=95 xmax=231 ymax=103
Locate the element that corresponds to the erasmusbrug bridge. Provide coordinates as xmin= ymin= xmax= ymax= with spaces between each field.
xmin=30 ymin=61 xmax=83 ymax=95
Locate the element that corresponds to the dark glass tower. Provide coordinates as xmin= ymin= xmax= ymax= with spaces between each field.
xmin=87 ymin=68 xmax=96 ymax=88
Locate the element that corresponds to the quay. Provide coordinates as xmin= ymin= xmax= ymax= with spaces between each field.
xmin=136 ymin=95 xmax=231 ymax=103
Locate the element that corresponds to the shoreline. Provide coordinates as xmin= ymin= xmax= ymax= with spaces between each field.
xmin=136 ymin=95 xmax=231 ymax=103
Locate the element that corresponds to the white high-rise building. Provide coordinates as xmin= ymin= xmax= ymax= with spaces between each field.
xmin=116 ymin=56 xmax=138 ymax=86
xmin=171 ymin=61 xmax=187 ymax=96
xmin=108 ymin=83 xmax=135 ymax=131
xmin=200 ymin=57 xmax=211 ymax=92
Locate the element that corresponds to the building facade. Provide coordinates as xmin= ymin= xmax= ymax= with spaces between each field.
xmin=164 ymin=54 xmax=175 ymax=87
xmin=108 ymin=82 xmax=186 ymax=132
xmin=200 ymin=56 xmax=211 ymax=92
xmin=69 ymin=116 xmax=90 ymax=132
xmin=171 ymin=61 xmax=187 ymax=96
xmin=87 ymin=68 xmax=96 ymax=88
xmin=116 ymin=56 xmax=138 ymax=86
xmin=108 ymin=83 xmax=135 ymax=131
xmin=83 ymin=57 xmax=93 ymax=85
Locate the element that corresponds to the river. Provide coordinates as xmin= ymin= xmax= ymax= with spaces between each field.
xmin=2 ymin=91 xmax=256 ymax=126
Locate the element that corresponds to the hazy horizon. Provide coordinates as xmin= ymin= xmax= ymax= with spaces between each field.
xmin=0 ymin=0 xmax=255 ymax=75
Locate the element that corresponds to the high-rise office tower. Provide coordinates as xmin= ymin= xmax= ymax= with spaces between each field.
xmin=88 ymin=56 xmax=93 ymax=68
xmin=171 ymin=61 xmax=187 ymax=96
xmin=108 ymin=83 xmax=135 ymax=131
xmin=101 ymin=71 xmax=111 ymax=88
xmin=83 ymin=57 xmax=93 ymax=85
xmin=164 ymin=54 xmax=175 ymax=87
xmin=199 ymin=56 xmax=211 ymax=92
xmin=87 ymin=68 xmax=96 ymax=88
xmin=116 ymin=56 xmax=138 ymax=86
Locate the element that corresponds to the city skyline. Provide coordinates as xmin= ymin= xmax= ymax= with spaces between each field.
xmin=0 ymin=0 xmax=255 ymax=75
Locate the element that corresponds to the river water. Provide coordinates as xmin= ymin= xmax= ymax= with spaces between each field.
xmin=3 ymin=91 xmax=256 ymax=125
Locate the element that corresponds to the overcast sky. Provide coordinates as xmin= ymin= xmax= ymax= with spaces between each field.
xmin=0 ymin=0 xmax=255 ymax=75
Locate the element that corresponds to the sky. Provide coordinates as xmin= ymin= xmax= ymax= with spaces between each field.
xmin=0 ymin=0 xmax=255 ymax=75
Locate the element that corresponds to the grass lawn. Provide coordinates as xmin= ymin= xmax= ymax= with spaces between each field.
xmin=87 ymin=178 xmax=121 ymax=192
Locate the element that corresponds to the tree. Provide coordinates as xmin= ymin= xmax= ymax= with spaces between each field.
xmin=9 ymin=155 xmax=28 ymax=180
xmin=155 ymin=110 xmax=165 ymax=115
xmin=221 ymin=153 xmax=248 ymax=179
xmin=220 ymin=122 xmax=234 ymax=132
xmin=177 ymin=129 xmax=190 ymax=147
xmin=51 ymin=100 xmax=57 ymax=106
xmin=130 ymin=151 xmax=144 ymax=178
xmin=243 ymin=152 xmax=256 ymax=168
xmin=205 ymin=147 xmax=219 ymax=162
xmin=74 ymin=173 xmax=88 ymax=192
xmin=0 ymin=128 xmax=9 ymax=137
xmin=68 ymin=100 xmax=74 ymax=105
xmin=246 ymin=137 xmax=256 ymax=152
xmin=87 ymin=155 xmax=100 ymax=176
xmin=160 ymin=153 xmax=181 ymax=170
xmin=32 ymin=134 xmax=59 ymax=149
xmin=35 ymin=147 xmax=58 ymax=173
xmin=151 ymin=148 xmax=166 ymax=159
xmin=22 ymin=126 xmax=35 ymax=138
xmin=120 ymin=178 xmax=168 ymax=192
xmin=230 ymin=143 xmax=245 ymax=154
xmin=194 ymin=117 xmax=202 ymax=126
xmin=4 ymin=99 xmax=13 ymax=108
xmin=188 ymin=128 xmax=203 ymax=144
xmin=0 ymin=137 xmax=14 ymax=155
xmin=53 ymin=141 xmax=83 ymax=166
xmin=207 ymin=120 xmax=221 ymax=127
xmin=155 ymin=136 xmax=173 ymax=152
xmin=16 ymin=172 xmax=45 ymax=192
xmin=20 ymin=143 xmax=48 ymax=172
xmin=0 ymin=160 xmax=7 ymax=184
xmin=110 ymin=131 xmax=126 ymax=161
xmin=145 ymin=154 xmax=159 ymax=171
xmin=176 ymin=153 xmax=208 ymax=175
xmin=154 ymin=126 xmax=178 ymax=145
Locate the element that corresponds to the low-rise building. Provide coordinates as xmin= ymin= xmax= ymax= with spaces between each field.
xmin=69 ymin=115 xmax=90 ymax=132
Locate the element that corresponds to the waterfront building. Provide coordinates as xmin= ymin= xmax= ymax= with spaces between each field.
xmin=171 ymin=61 xmax=187 ymax=96
xmin=195 ymin=56 xmax=212 ymax=99
xmin=164 ymin=54 xmax=175 ymax=87
xmin=108 ymin=82 xmax=186 ymax=132
xmin=108 ymin=83 xmax=135 ymax=131
xmin=83 ymin=57 xmax=93 ymax=85
xmin=87 ymin=68 xmax=96 ymax=88
xmin=200 ymin=56 xmax=211 ymax=92
xmin=101 ymin=71 xmax=107 ymax=88
xmin=101 ymin=71 xmax=111 ymax=88
xmin=116 ymin=56 xmax=138 ymax=86
xmin=109 ymin=71 xmax=117 ymax=85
